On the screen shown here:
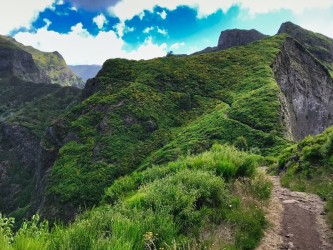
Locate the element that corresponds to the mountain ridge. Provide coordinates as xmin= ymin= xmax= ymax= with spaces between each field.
xmin=0 ymin=35 xmax=85 ymax=87
xmin=1 ymin=21 xmax=333 ymax=249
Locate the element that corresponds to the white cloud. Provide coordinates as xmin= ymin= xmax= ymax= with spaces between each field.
xmin=14 ymin=23 xmax=167 ymax=65
xmin=170 ymin=42 xmax=185 ymax=50
xmin=295 ymin=7 xmax=333 ymax=39
xmin=143 ymin=26 xmax=167 ymax=36
xmin=157 ymin=27 xmax=167 ymax=36
xmin=108 ymin=0 xmax=333 ymax=22
xmin=158 ymin=10 xmax=167 ymax=19
xmin=143 ymin=26 xmax=154 ymax=34
xmin=0 ymin=0 xmax=55 ymax=34
xmin=93 ymin=14 xmax=108 ymax=29
xmin=114 ymin=22 xmax=135 ymax=37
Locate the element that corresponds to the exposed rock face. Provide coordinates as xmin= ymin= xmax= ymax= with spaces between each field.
xmin=278 ymin=22 xmax=333 ymax=72
xmin=217 ymin=29 xmax=268 ymax=50
xmin=0 ymin=35 xmax=84 ymax=87
xmin=0 ymin=46 xmax=50 ymax=84
xmin=273 ymin=37 xmax=333 ymax=141
xmin=194 ymin=28 xmax=267 ymax=54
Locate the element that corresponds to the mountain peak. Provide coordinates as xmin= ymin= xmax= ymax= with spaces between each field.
xmin=278 ymin=21 xmax=306 ymax=34
xmin=0 ymin=35 xmax=85 ymax=87
xmin=277 ymin=21 xmax=333 ymax=74
xmin=217 ymin=28 xmax=268 ymax=50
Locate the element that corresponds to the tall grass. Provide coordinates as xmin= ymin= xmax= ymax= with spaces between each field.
xmin=1 ymin=144 xmax=271 ymax=249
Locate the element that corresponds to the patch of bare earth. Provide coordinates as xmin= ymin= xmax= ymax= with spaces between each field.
xmin=257 ymin=174 xmax=333 ymax=250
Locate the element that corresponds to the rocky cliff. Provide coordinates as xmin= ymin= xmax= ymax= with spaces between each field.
xmin=0 ymin=37 xmax=50 ymax=84
xmin=278 ymin=21 xmax=333 ymax=75
xmin=194 ymin=28 xmax=267 ymax=54
xmin=0 ymin=35 xmax=84 ymax=87
xmin=274 ymin=37 xmax=333 ymax=141
xmin=217 ymin=29 xmax=268 ymax=50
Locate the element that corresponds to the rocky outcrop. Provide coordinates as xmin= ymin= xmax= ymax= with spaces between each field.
xmin=194 ymin=28 xmax=267 ymax=54
xmin=0 ymin=46 xmax=51 ymax=84
xmin=217 ymin=29 xmax=268 ymax=50
xmin=278 ymin=22 xmax=333 ymax=72
xmin=0 ymin=35 xmax=84 ymax=87
xmin=273 ymin=37 xmax=333 ymax=141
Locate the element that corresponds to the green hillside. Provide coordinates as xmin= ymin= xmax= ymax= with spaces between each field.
xmin=42 ymin=34 xmax=289 ymax=219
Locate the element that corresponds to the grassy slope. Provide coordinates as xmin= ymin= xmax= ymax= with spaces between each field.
xmin=44 ymin=35 xmax=289 ymax=212
xmin=1 ymin=145 xmax=273 ymax=249
xmin=275 ymin=126 xmax=333 ymax=227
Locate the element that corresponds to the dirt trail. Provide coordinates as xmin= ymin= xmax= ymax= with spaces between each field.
xmin=257 ymin=174 xmax=333 ymax=250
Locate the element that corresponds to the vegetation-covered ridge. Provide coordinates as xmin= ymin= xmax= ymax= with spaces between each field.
xmin=42 ymin=34 xmax=290 ymax=219
xmin=1 ymin=144 xmax=272 ymax=249
xmin=274 ymin=126 xmax=333 ymax=227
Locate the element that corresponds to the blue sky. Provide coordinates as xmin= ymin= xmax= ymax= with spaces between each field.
xmin=1 ymin=0 xmax=333 ymax=65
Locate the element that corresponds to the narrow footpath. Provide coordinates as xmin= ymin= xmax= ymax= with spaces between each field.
xmin=257 ymin=174 xmax=333 ymax=250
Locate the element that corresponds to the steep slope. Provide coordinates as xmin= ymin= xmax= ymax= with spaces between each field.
xmin=0 ymin=76 xmax=81 ymax=221
xmin=195 ymin=28 xmax=267 ymax=54
xmin=0 ymin=35 xmax=84 ymax=87
xmin=273 ymin=37 xmax=333 ymax=141
xmin=0 ymin=37 xmax=50 ymax=84
xmin=69 ymin=65 xmax=102 ymax=81
xmin=37 ymin=35 xmax=290 ymax=221
xmin=278 ymin=21 xmax=333 ymax=75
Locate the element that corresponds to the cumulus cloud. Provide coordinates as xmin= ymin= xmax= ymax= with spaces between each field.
xmin=108 ymin=0 xmax=333 ymax=22
xmin=93 ymin=14 xmax=108 ymax=29
xmin=14 ymin=23 xmax=167 ymax=65
xmin=0 ymin=0 xmax=55 ymax=34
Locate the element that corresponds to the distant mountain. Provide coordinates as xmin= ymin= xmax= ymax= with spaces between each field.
xmin=194 ymin=28 xmax=268 ymax=54
xmin=69 ymin=65 xmax=102 ymax=81
xmin=0 ymin=35 xmax=85 ymax=87
xmin=278 ymin=21 xmax=333 ymax=75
